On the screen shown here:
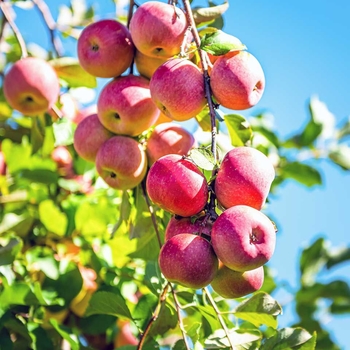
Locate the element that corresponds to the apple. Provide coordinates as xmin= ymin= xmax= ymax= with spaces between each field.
xmin=210 ymin=50 xmax=265 ymax=110
xmin=114 ymin=320 xmax=138 ymax=347
xmin=3 ymin=57 xmax=60 ymax=116
xmin=158 ymin=233 xmax=218 ymax=289
xmin=51 ymin=146 xmax=73 ymax=176
xmin=0 ymin=151 xmax=6 ymax=175
xmin=165 ymin=216 xmax=212 ymax=241
xmin=154 ymin=111 xmax=174 ymax=126
xmin=73 ymin=113 xmax=114 ymax=163
xmin=150 ymin=58 xmax=207 ymax=121
xmin=134 ymin=50 xmax=168 ymax=79
xmin=97 ymin=75 xmax=160 ymax=136
xmin=49 ymin=92 xmax=78 ymax=122
xmin=77 ymin=19 xmax=134 ymax=78
xmin=211 ymin=205 xmax=276 ymax=272
xmin=146 ymin=154 xmax=208 ymax=217
xmin=95 ymin=135 xmax=147 ymax=190
xmin=74 ymin=104 xmax=98 ymax=124
xmin=214 ymin=147 xmax=275 ymax=210
xmin=129 ymin=1 xmax=190 ymax=58
xmin=146 ymin=122 xmax=196 ymax=165
xmin=211 ymin=263 xmax=264 ymax=299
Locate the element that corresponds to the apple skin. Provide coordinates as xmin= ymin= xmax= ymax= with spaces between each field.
xmin=129 ymin=1 xmax=190 ymax=58
xmin=214 ymin=147 xmax=275 ymax=210
xmin=51 ymin=146 xmax=73 ymax=176
xmin=97 ymin=75 xmax=160 ymax=136
xmin=150 ymin=58 xmax=207 ymax=121
xmin=77 ymin=19 xmax=134 ymax=78
xmin=95 ymin=135 xmax=147 ymax=190
xmin=146 ymin=154 xmax=208 ymax=217
xmin=165 ymin=216 xmax=212 ymax=241
xmin=73 ymin=113 xmax=114 ymax=163
xmin=154 ymin=111 xmax=173 ymax=126
xmin=3 ymin=57 xmax=60 ymax=116
xmin=159 ymin=233 xmax=218 ymax=289
xmin=134 ymin=50 xmax=168 ymax=79
xmin=211 ymin=263 xmax=264 ymax=299
xmin=146 ymin=122 xmax=196 ymax=165
xmin=114 ymin=320 xmax=139 ymax=347
xmin=0 ymin=151 xmax=6 ymax=175
xmin=211 ymin=205 xmax=276 ymax=272
xmin=210 ymin=50 xmax=265 ymax=110
xmin=74 ymin=104 xmax=98 ymax=124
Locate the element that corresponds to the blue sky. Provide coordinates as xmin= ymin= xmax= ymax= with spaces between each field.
xmin=13 ymin=0 xmax=350 ymax=347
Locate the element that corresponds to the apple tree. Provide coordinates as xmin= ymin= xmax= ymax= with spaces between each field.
xmin=0 ymin=0 xmax=349 ymax=349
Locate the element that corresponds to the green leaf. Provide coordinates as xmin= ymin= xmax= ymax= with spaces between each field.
xmin=0 ymin=282 xmax=39 ymax=308
xmin=327 ymin=246 xmax=350 ymax=269
xmin=328 ymin=144 xmax=350 ymax=170
xmin=31 ymin=114 xmax=46 ymax=154
xmin=85 ymin=291 xmax=133 ymax=319
xmin=224 ymin=114 xmax=253 ymax=146
xmin=200 ymin=30 xmax=246 ymax=56
xmin=195 ymin=107 xmax=212 ymax=132
xmin=0 ymin=213 xmax=33 ymax=237
xmin=189 ymin=147 xmax=216 ymax=170
xmin=193 ymin=2 xmax=229 ymax=24
xmin=279 ymin=162 xmax=322 ymax=187
xmin=52 ymin=118 xmax=75 ymax=146
xmin=234 ymin=292 xmax=282 ymax=329
xmin=0 ymin=237 xmax=23 ymax=266
xmin=49 ymin=319 xmax=80 ymax=350
xmin=337 ymin=117 xmax=350 ymax=139
xmin=261 ymin=327 xmax=315 ymax=350
xmin=132 ymin=293 xmax=158 ymax=329
xmin=39 ymin=199 xmax=68 ymax=236
xmin=50 ymin=57 xmax=97 ymax=88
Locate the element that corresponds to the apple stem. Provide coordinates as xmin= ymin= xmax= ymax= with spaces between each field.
xmin=0 ymin=1 xmax=28 ymax=58
xmin=32 ymin=0 xmax=64 ymax=58
xmin=203 ymin=287 xmax=236 ymax=349
xmin=182 ymin=0 xmax=218 ymax=164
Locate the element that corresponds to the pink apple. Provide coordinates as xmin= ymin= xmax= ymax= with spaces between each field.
xmin=74 ymin=104 xmax=98 ymax=124
xmin=3 ymin=57 xmax=60 ymax=116
xmin=210 ymin=50 xmax=265 ymax=110
xmin=95 ymin=135 xmax=147 ymax=190
xmin=150 ymin=58 xmax=207 ymax=121
xmin=77 ymin=19 xmax=134 ymax=78
xmin=165 ymin=216 xmax=212 ymax=241
xmin=211 ymin=205 xmax=276 ymax=272
xmin=73 ymin=113 xmax=114 ymax=163
xmin=129 ymin=1 xmax=191 ymax=58
xmin=0 ymin=151 xmax=6 ymax=175
xmin=146 ymin=154 xmax=208 ymax=217
xmin=97 ymin=75 xmax=160 ymax=136
xmin=211 ymin=264 xmax=264 ymax=299
xmin=214 ymin=147 xmax=275 ymax=210
xmin=146 ymin=122 xmax=196 ymax=165
xmin=159 ymin=233 xmax=218 ymax=289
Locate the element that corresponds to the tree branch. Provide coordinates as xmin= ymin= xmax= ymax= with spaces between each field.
xmin=0 ymin=0 xmax=28 ymax=58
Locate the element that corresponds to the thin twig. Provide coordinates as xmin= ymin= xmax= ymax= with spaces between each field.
xmin=203 ymin=287 xmax=235 ymax=349
xmin=0 ymin=0 xmax=28 ymax=58
xmin=182 ymin=0 xmax=218 ymax=163
xmin=137 ymin=283 xmax=170 ymax=349
xmin=32 ymin=0 xmax=63 ymax=57
xmin=127 ymin=0 xmax=134 ymax=29
xmin=179 ymin=25 xmax=192 ymax=58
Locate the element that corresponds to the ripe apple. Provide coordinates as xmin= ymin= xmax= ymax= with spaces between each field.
xmin=73 ymin=113 xmax=114 ymax=163
xmin=97 ymin=75 xmax=160 ymax=136
xmin=159 ymin=233 xmax=218 ymax=289
xmin=77 ymin=19 xmax=134 ymax=78
xmin=74 ymin=104 xmax=98 ymax=124
xmin=146 ymin=154 xmax=208 ymax=217
xmin=165 ymin=216 xmax=212 ymax=241
xmin=211 ymin=205 xmax=276 ymax=272
xmin=134 ymin=50 xmax=168 ymax=79
xmin=0 ymin=151 xmax=6 ymax=175
xmin=210 ymin=50 xmax=265 ymax=110
xmin=95 ymin=135 xmax=147 ymax=190
xmin=129 ymin=1 xmax=190 ymax=58
xmin=150 ymin=58 xmax=207 ymax=121
xmin=114 ymin=320 xmax=138 ymax=347
xmin=49 ymin=92 xmax=78 ymax=122
xmin=146 ymin=122 xmax=196 ymax=164
xmin=3 ymin=57 xmax=60 ymax=116
xmin=214 ymin=147 xmax=275 ymax=210
xmin=51 ymin=146 xmax=73 ymax=176
xmin=211 ymin=263 xmax=264 ymax=299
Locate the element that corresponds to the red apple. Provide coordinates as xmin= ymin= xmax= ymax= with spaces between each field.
xmin=129 ymin=1 xmax=190 ymax=58
xmin=134 ymin=50 xmax=168 ymax=79
xmin=74 ymin=104 xmax=98 ymax=124
xmin=114 ymin=320 xmax=138 ymax=347
xmin=214 ymin=147 xmax=275 ymax=210
xmin=0 ymin=151 xmax=6 ymax=176
xmin=146 ymin=154 xmax=208 ymax=217
xmin=150 ymin=58 xmax=207 ymax=121
xmin=97 ymin=75 xmax=160 ymax=136
xmin=165 ymin=216 xmax=212 ymax=241
xmin=73 ymin=113 xmax=114 ymax=163
xmin=211 ymin=263 xmax=264 ymax=299
xmin=159 ymin=233 xmax=218 ymax=289
xmin=211 ymin=205 xmax=276 ymax=272
xmin=210 ymin=50 xmax=265 ymax=110
xmin=51 ymin=146 xmax=73 ymax=176
xmin=3 ymin=57 xmax=60 ymax=116
xmin=146 ymin=122 xmax=196 ymax=165
xmin=95 ymin=136 xmax=147 ymax=190
xmin=77 ymin=19 xmax=134 ymax=78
